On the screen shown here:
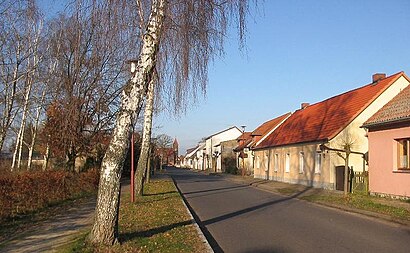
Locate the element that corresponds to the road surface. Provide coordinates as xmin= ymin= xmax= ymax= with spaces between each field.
xmin=169 ymin=168 xmax=410 ymax=253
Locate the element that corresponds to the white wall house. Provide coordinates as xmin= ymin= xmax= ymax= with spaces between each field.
xmin=204 ymin=126 xmax=242 ymax=172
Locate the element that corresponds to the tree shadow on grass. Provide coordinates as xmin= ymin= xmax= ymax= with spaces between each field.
xmin=143 ymin=191 xmax=177 ymax=196
xmin=120 ymin=219 xmax=194 ymax=242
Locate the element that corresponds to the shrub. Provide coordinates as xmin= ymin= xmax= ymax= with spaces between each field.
xmin=223 ymin=157 xmax=238 ymax=175
xmin=0 ymin=169 xmax=99 ymax=221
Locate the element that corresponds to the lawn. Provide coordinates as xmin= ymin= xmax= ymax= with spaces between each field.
xmin=63 ymin=178 xmax=208 ymax=252
xmin=301 ymin=193 xmax=410 ymax=222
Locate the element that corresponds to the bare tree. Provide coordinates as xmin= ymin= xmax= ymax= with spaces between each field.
xmin=0 ymin=0 xmax=35 ymax=152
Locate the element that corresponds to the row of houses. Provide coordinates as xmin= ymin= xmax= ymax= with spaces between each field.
xmin=182 ymin=72 xmax=410 ymax=199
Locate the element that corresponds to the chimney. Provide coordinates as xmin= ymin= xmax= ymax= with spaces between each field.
xmin=372 ymin=73 xmax=386 ymax=83
xmin=301 ymin=103 xmax=310 ymax=109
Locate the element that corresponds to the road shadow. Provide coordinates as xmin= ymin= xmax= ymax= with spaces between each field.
xmin=183 ymin=184 xmax=249 ymax=195
xmin=203 ymin=187 xmax=311 ymax=226
xmin=143 ymin=190 xmax=177 ymax=196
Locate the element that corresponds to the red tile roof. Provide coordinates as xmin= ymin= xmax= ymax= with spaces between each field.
xmin=363 ymin=85 xmax=410 ymax=127
xmin=233 ymin=132 xmax=252 ymax=152
xmin=251 ymin=113 xmax=292 ymax=145
xmin=255 ymin=72 xmax=408 ymax=149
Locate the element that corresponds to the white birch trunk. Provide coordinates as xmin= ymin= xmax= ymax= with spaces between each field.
xmin=14 ymin=66 xmax=33 ymax=170
xmin=135 ymin=74 xmax=155 ymax=196
xmin=89 ymin=0 xmax=166 ymax=245
xmin=42 ymin=142 xmax=50 ymax=171
xmin=1 ymin=45 xmax=21 ymax=152
xmin=27 ymin=91 xmax=44 ymax=170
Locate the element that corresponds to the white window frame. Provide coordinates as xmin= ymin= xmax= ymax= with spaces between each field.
xmin=315 ymin=152 xmax=322 ymax=174
xmin=299 ymin=152 xmax=304 ymax=174
xmin=274 ymin=153 xmax=279 ymax=172
xmin=285 ymin=153 xmax=290 ymax=173
xmin=396 ymin=138 xmax=410 ymax=170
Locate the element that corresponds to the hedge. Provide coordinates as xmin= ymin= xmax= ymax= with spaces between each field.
xmin=0 ymin=169 xmax=99 ymax=220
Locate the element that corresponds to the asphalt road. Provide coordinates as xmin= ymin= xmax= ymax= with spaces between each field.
xmin=169 ymin=167 xmax=410 ymax=253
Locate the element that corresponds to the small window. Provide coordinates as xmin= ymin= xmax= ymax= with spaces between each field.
xmin=264 ymin=153 xmax=269 ymax=171
xmin=397 ymin=138 xmax=410 ymax=169
xmin=285 ymin=153 xmax=290 ymax=173
xmin=315 ymin=152 xmax=321 ymax=174
xmin=299 ymin=152 xmax=304 ymax=174
xmin=256 ymin=155 xmax=260 ymax=168
xmin=274 ymin=153 xmax=279 ymax=172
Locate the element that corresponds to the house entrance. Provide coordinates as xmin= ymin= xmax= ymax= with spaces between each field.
xmin=335 ymin=166 xmax=345 ymax=191
xmin=335 ymin=166 xmax=353 ymax=192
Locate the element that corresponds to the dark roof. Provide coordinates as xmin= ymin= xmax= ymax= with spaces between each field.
xmin=255 ymin=71 xmax=408 ymax=149
xmin=363 ymin=85 xmax=410 ymax=127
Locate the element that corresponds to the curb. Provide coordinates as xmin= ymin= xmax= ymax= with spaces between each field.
xmin=170 ymin=177 xmax=216 ymax=253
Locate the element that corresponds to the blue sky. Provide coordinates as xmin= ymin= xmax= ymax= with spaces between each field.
xmin=38 ymin=0 xmax=410 ymax=154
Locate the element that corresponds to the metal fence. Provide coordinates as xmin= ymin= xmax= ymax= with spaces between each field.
xmin=352 ymin=171 xmax=368 ymax=194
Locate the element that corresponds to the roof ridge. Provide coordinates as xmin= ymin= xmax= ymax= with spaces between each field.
xmin=303 ymin=72 xmax=403 ymax=109
xmin=328 ymin=71 xmax=404 ymax=139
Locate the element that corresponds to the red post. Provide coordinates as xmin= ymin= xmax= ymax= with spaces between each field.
xmin=130 ymin=133 xmax=135 ymax=202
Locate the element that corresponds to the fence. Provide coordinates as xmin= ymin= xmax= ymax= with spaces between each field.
xmin=352 ymin=171 xmax=368 ymax=194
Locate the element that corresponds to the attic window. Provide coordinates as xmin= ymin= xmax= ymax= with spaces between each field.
xmin=397 ymin=138 xmax=410 ymax=170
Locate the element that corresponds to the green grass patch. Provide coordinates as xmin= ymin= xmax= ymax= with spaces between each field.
xmin=61 ymin=178 xmax=207 ymax=252
xmin=276 ymin=187 xmax=300 ymax=195
xmin=302 ymin=193 xmax=410 ymax=221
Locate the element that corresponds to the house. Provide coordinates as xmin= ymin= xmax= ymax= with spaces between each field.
xmin=183 ymin=146 xmax=199 ymax=168
xmin=203 ymin=126 xmax=242 ymax=172
xmin=234 ymin=113 xmax=291 ymax=175
xmin=234 ymin=132 xmax=253 ymax=174
xmin=155 ymin=138 xmax=179 ymax=166
xmin=253 ymin=72 xmax=410 ymax=190
xmin=194 ymin=141 xmax=206 ymax=170
xmin=216 ymin=139 xmax=238 ymax=172
xmin=362 ymin=85 xmax=410 ymax=198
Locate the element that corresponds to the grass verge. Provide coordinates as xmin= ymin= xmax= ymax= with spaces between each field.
xmin=301 ymin=193 xmax=410 ymax=222
xmin=61 ymin=178 xmax=208 ymax=252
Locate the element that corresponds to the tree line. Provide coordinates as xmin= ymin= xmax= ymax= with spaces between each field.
xmin=1 ymin=0 xmax=254 ymax=247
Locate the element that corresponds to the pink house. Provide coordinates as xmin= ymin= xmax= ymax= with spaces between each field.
xmin=363 ymin=85 xmax=410 ymax=198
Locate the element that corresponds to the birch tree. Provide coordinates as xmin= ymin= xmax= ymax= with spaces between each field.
xmin=89 ymin=0 xmax=251 ymax=245
xmin=0 ymin=0 xmax=35 ymax=152
xmin=135 ymin=71 xmax=156 ymax=196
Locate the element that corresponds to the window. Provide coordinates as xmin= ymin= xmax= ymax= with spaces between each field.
xmin=285 ymin=153 xmax=290 ymax=173
xmin=299 ymin=152 xmax=304 ymax=174
xmin=256 ymin=155 xmax=260 ymax=169
xmin=274 ymin=153 xmax=279 ymax=172
xmin=315 ymin=152 xmax=322 ymax=174
xmin=264 ymin=153 xmax=269 ymax=171
xmin=397 ymin=138 xmax=410 ymax=169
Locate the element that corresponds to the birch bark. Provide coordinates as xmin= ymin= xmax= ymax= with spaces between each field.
xmin=135 ymin=73 xmax=155 ymax=196
xmin=89 ymin=0 xmax=166 ymax=245
xmin=27 ymin=90 xmax=45 ymax=170
xmin=11 ymin=68 xmax=33 ymax=170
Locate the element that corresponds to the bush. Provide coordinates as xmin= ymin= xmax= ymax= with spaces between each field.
xmin=0 ymin=169 xmax=99 ymax=221
xmin=223 ymin=157 xmax=238 ymax=175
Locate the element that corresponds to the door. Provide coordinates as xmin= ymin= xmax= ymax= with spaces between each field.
xmin=335 ymin=166 xmax=345 ymax=191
